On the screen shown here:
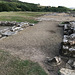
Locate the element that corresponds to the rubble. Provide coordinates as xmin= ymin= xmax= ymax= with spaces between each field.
xmin=0 ymin=21 xmax=17 ymax=26
xmin=59 ymin=21 xmax=75 ymax=57
xmin=58 ymin=21 xmax=75 ymax=75
xmin=0 ymin=21 xmax=34 ymax=39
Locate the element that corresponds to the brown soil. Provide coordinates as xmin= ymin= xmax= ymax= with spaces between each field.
xmin=0 ymin=13 xmax=75 ymax=75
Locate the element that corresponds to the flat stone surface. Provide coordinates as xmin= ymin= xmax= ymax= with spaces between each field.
xmin=60 ymin=68 xmax=75 ymax=75
xmin=1 ymin=30 xmax=16 ymax=36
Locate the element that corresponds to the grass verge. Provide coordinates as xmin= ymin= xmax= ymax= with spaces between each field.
xmin=0 ymin=50 xmax=47 ymax=75
xmin=0 ymin=12 xmax=48 ymax=23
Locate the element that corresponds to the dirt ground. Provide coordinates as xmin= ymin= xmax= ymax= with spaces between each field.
xmin=0 ymin=13 xmax=75 ymax=75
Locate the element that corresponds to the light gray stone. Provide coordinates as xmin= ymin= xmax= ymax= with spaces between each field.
xmin=59 ymin=68 xmax=75 ymax=75
xmin=1 ymin=30 xmax=16 ymax=36
xmin=29 ymin=23 xmax=35 ymax=26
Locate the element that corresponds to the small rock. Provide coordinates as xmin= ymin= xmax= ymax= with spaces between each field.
xmin=54 ymin=56 xmax=61 ymax=64
xmin=46 ymin=56 xmax=62 ymax=66
xmin=29 ymin=23 xmax=35 ymax=26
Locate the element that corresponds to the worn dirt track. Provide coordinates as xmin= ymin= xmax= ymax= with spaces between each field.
xmin=0 ymin=13 xmax=75 ymax=75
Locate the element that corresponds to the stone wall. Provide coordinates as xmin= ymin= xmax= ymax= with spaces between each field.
xmin=0 ymin=21 xmax=34 ymax=39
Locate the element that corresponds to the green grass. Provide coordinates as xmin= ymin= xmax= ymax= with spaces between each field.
xmin=0 ymin=50 xmax=48 ymax=75
xmin=0 ymin=16 xmax=38 ymax=23
xmin=0 ymin=12 xmax=47 ymax=23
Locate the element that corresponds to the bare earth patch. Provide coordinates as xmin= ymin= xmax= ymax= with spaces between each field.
xmin=0 ymin=13 xmax=75 ymax=75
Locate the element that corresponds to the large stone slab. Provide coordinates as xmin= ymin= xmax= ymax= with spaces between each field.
xmin=59 ymin=68 xmax=75 ymax=75
xmin=1 ymin=30 xmax=16 ymax=36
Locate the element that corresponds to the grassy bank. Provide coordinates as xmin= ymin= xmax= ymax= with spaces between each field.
xmin=0 ymin=12 xmax=47 ymax=23
xmin=0 ymin=50 xmax=47 ymax=75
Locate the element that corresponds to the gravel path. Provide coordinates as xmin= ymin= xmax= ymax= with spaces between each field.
xmin=0 ymin=13 xmax=75 ymax=75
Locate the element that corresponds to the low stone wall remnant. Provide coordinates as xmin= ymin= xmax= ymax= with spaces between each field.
xmin=0 ymin=21 xmax=34 ymax=39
